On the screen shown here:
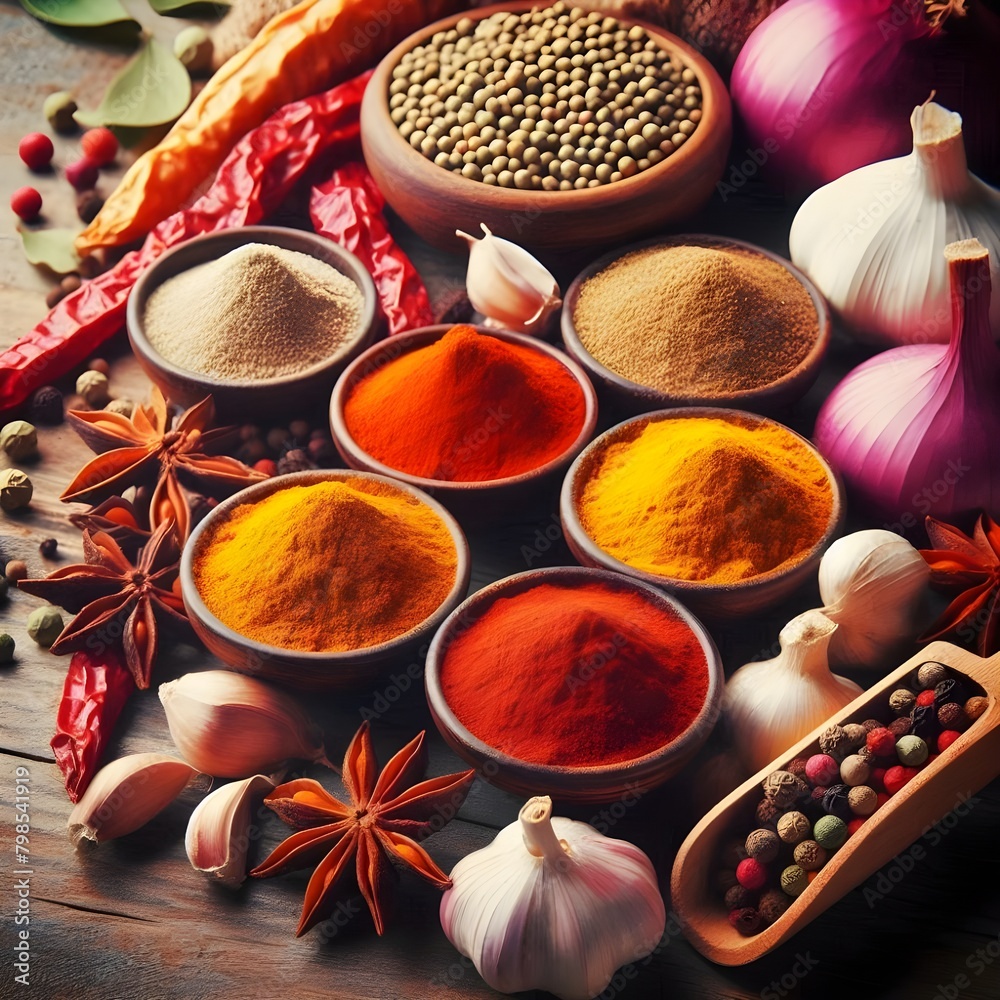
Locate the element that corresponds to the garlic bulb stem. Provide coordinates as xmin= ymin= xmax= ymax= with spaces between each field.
xmin=914 ymin=102 xmax=968 ymax=199
xmin=520 ymin=797 xmax=569 ymax=862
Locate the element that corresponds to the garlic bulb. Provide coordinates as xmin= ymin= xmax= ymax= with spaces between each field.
xmin=185 ymin=774 xmax=275 ymax=888
xmin=790 ymin=101 xmax=1000 ymax=346
xmin=159 ymin=670 xmax=332 ymax=778
xmin=440 ymin=796 xmax=664 ymax=1000
xmin=724 ymin=611 xmax=863 ymax=772
xmin=457 ymin=223 xmax=562 ymax=336
xmin=818 ymin=530 xmax=929 ymax=667
xmin=68 ymin=753 xmax=208 ymax=847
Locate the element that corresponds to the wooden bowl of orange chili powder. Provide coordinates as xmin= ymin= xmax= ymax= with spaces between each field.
xmin=180 ymin=470 xmax=470 ymax=691
xmin=425 ymin=566 xmax=723 ymax=803
xmin=560 ymin=408 xmax=845 ymax=620
xmin=329 ymin=324 xmax=598 ymax=519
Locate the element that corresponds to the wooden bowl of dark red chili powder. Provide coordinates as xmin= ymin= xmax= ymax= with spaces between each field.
xmin=425 ymin=566 xmax=723 ymax=803
xmin=561 ymin=408 xmax=845 ymax=620
xmin=180 ymin=470 xmax=471 ymax=691
xmin=330 ymin=324 xmax=598 ymax=519
xmin=561 ymin=235 xmax=831 ymax=417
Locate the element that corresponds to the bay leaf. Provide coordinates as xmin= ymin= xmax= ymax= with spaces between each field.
xmin=74 ymin=36 xmax=192 ymax=129
xmin=19 ymin=0 xmax=138 ymax=28
xmin=148 ymin=0 xmax=229 ymax=16
xmin=20 ymin=228 xmax=82 ymax=276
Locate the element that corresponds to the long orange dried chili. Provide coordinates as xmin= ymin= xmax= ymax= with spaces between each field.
xmin=75 ymin=0 xmax=462 ymax=255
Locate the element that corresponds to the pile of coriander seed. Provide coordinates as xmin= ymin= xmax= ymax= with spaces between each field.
xmin=388 ymin=2 xmax=703 ymax=190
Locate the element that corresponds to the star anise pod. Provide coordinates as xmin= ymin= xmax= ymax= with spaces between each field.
xmin=68 ymin=496 xmax=151 ymax=560
xmin=60 ymin=386 xmax=266 ymax=541
xmin=920 ymin=513 xmax=1000 ymax=656
xmin=252 ymin=722 xmax=475 ymax=937
xmin=18 ymin=520 xmax=190 ymax=689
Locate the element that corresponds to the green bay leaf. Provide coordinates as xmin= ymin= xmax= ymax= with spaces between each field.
xmin=74 ymin=36 xmax=192 ymax=129
xmin=20 ymin=228 xmax=82 ymax=276
xmin=148 ymin=0 xmax=229 ymax=17
xmin=19 ymin=0 xmax=137 ymax=28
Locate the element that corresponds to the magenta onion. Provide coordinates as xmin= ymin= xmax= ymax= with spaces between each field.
xmin=730 ymin=0 xmax=1000 ymax=192
xmin=814 ymin=239 xmax=1000 ymax=526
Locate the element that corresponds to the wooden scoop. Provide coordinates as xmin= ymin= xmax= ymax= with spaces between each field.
xmin=670 ymin=641 xmax=1000 ymax=965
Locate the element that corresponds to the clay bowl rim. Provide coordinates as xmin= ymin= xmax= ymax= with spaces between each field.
xmin=329 ymin=324 xmax=599 ymax=493
xmin=362 ymin=2 xmax=731 ymax=212
xmin=424 ymin=564 xmax=724 ymax=784
xmin=560 ymin=407 xmax=845 ymax=600
xmin=560 ymin=234 xmax=832 ymax=410
xmin=127 ymin=225 xmax=379 ymax=393
xmin=179 ymin=469 xmax=472 ymax=667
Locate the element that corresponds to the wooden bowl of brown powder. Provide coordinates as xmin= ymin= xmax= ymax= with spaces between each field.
xmin=561 ymin=235 xmax=831 ymax=416
xmin=127 ymin=226 xmax=378 ymax=421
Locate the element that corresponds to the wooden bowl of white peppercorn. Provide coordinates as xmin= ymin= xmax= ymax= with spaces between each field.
xmin=360 ymin=2 xmax=732 ymax=252
xmin=127 ymin=226 xmax=378 ymax=422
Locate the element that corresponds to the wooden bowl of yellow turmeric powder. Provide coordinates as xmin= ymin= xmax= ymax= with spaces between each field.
xmin=180 ymin=470 xmax=471 ymax=690
xmin=560 ymin=408 xmax=845 ymax=619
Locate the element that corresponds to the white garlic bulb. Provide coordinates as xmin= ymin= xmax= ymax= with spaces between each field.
xmin=725 ymin=610 xmax=863 ymax=772
xmin=457 ymin=223 xmax=562 ymax=336
xmin=440 ymin=796 xmax=664 ymax=1000
xmin=790 ymin=100 xmax=1000 ymax=346
xmin=819 ymin=529 xmax=929 ymax=667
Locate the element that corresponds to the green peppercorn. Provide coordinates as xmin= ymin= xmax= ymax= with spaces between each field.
xmin=0 ymin=633 xmax=14 ymax=664
xmin=0 ymin=421 xmax=38 ymax=461
xmin=0 ymin=469 xmax=33 ymax=512
xmin=27 ymin=605 xmax=64 ymax=647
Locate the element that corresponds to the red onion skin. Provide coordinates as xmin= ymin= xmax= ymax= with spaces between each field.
xmin=731 ymin=0 xmax=1000 ymax=191
xmin=814 ymin=247 xmax=1000 ymax=526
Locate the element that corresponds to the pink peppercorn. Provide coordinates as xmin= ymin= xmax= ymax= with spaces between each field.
xmin=847 ymin=817 xmax=866 ymax=836
xmin=736 ymin=858 xmax=768 ymax=891
xmin=866 ymin=728 xmax=897 ymax=758
xmin=19 ymin=132 xmax=54 ymax=170
xmin=937 ymin=731 xmax=962 ymax=753
xmin=805 ymin=754 xmax=839 ymax=786
xmin=883 ymin=765 xmax=919 ymax=796
xmin=870 ymin=767 xmax=886 ymax=790
xmin=916 ymin=689 xmax=936 ymax=707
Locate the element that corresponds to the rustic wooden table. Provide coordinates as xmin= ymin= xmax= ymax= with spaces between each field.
xmin=2 ymin=6 xmax=999 ymax=999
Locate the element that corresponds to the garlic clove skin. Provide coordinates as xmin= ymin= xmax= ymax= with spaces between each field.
xmin=68 ymin=752 xmax=208 ymax=848
xmin=790 ymin=101 xmax=1000 ymax=346
xmin=457 ymin=224 xmax=562 ymax=336
xmin=818 ymin=529 xmax=929 ymax=667
xmin=724 ymin=610 xmax=863 ymax=772
xmin=159 ymin=670 xmax=332 ymax=778
xmin=185 ymin=774 xmax=275 ymax=888
xmin=441 ymin=795 xmax=665 ymax=1000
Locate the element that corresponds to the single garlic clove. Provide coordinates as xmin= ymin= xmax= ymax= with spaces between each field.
xmin=457 ymin=223 xmax=562 ymax=336
xmin=67 ymin=752 xmax=208 ymax=848
xmin=159 ymin=670 xmax=332 ymax=779
xmin=185 ymin=773 xmax=275 ymax=888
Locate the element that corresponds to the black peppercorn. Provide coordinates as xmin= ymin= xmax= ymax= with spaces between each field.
xmin=888 ymin=717 xmax=912 ymax=738
xmin=288 ymin=419 xmax=311 ymax=442
xmin=729 ymin=907 xmax=762 ymax=936
xmin=822 ymin=784 xmax=852 ymax=820
xmin=29 ymin=385 xmax=64 ymax=425
xmin=938 ymin=702 xmax=966 ymax=731
xmin=934 ymin=678 xmax=964 ymax=706
xmin=909 ymin=704 xmax=940 ymax=741
xmin=755 ymin=798 xmax=781 ymax=827
xmin=76 ymin=189 xmax=104 ymax=224
xmin=39 ymin=537 xmax=58 ymax=558
xmin=307 ymin=435 xmax=337 ymax=466
xmin=725 ymin=884 xmax=754 ymax=910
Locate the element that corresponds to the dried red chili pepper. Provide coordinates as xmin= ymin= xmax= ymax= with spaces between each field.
xmin=309 ymin=162 xmax=433 ymax=335
xmin=0 ymin=71 xmax=372 ymax=415
xmin=51 ymin=649 xmax=135 ymax=802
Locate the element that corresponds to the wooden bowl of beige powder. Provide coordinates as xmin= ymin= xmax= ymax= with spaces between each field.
xmin=561 ymin=235 xmax=830 ymax=418
xmin=127 ymin=226 xmax=378 ymax=420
